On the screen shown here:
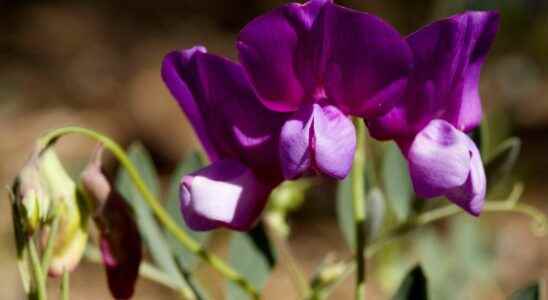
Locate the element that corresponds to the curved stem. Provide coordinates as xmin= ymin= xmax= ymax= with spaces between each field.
xmin=265 ymin=220 xmax=309 ymax=298
xmin=351 ymin=118 xmax=367 ymax=300
xmin=38 ymin=126 xmax=259 ymax=299
xmin=315 ymin=184 xmax=547 ymax=299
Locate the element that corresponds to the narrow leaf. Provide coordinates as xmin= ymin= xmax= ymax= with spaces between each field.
xmin=9 ymin=189 xmax=32 ymax=293
xmin=336 ymin=173 xmax=354 ymax=248
xmin=485 ymin=137 xmax=521 ymax=193
xmin=115 ymin=143 xmax=188 ymax=289
xmin=392 ymin=265 xmax=428 ymax=300
xmin=382 ymin=142 xmax=413 ymax=222
xmin=509 ymin=282 xmax=540 ymax=300
xmin=227 ymin=227 xmax=273 ymax=300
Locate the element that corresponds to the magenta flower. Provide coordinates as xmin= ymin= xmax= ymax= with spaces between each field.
xmin=367 ymin=11 xmax=500 ymax=215
xmin=162 ymin=0 xmax=414 ymax=230
xmin=162 ymin=47 xmax=286 ymax=231
xmin=237 ymin=0 xmax=412 ymax=179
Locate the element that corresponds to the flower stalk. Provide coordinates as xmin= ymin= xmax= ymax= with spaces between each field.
xmin=61 ymin=270 xmax=69 ymax=300
xmin=351 ymin=118 xmax=367 ymax=300
xmin=37 ymin=126 xmax=259 ymax=299
xmin=309 ymin=183 xmax=547 ymax=300
xmin=28 ymin=238 xmax=46 ymax=300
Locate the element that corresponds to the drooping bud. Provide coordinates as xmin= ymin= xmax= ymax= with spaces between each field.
xmin=38 ymin=149 xmax=89 ymax=277
xmin=81 ymin=147 xmax=142 ymax=299
xmin=13 ymin=152 xmax=50 ymax=234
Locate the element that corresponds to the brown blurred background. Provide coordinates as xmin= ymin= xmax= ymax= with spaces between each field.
xmin=1 ymin=0 xmax=548 ymax=299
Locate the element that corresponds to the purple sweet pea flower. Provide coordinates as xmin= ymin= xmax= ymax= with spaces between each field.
xmin=237 ymin=0 xmax=412 ymax=179
xmin=162 ymin=47 xmax=287 ymax=231
xmin=367 ymin=11 xmax=500 ymax=215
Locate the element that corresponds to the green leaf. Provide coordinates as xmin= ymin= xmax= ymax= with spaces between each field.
xmin=115 ymin=143 xmax=187 ymax=288
xmin=382 ymin=142 xmax=413 ymax=222
xmin=165 ymin=152 xmax=209 ymax=270
xmin=227 ymin=226 xmax=273 ymax=300
xmin=9 ymin=188 xmax=31 ymax=293
xmin=509 ymin=282 xmax=540 ymax=300
xmin=485 ymin=137 xmax=521 ymax=193
xmin=392 ymin=265 xmax=428 ymax=300
xmin=336 ymin=173 xmax=354 ymax=248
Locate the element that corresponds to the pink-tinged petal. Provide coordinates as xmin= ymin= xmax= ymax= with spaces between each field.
xmin=237 ymin=0 xmax=328 ymax=111
xmin=180 ymin=160 xmax=273 ymax=231
xmin=312 ymin=2 xmax=412 ymax=117
xmin=280 ymin=103 xmax=355 ymax=180
xmin=312 ymin=104 xmax=356 ymax=179
xmin=446 ymin=138 xmax=486 ymax=216
xmin=162 ymin=48 xmax=286 ymax=180
xmin=407 ymin=120 xmax=471 ymax=198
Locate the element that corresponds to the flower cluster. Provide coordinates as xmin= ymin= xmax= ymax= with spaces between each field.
xmin=162 ymin=0 xmax=499 ymax=230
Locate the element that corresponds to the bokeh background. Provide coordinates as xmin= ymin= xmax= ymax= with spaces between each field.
xmin=1 ymin=0 xmax=548 ymax=299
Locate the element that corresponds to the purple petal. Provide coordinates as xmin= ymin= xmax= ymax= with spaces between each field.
xmin=312 ymin=104 xmax=356 ymax=179
xmin=162 ymin=48 xmax=286 ymax=180
xmin=279 ymin=104 xmax=314 ymax=179
xmin=180 ymin=160 xmax=273 ymax=231
xmin=312 ymin=2 xmax=412 ymax=117
xmin=162 ymin=46 xmax=218 ymax=160
xmin=367 ymin=11 xmax=499 ymax=139
xmin=280 ymin=103 xmax=355 ymax=180
xmin=237 ymin=0 xmax=328 ymax=112
xmin=446 ymin=137 xmax=486 ymax=216
xmin=407 ymin=119 xmax=471 ymax=198
xmin=407 ymin=11 xmax=499 ymax=132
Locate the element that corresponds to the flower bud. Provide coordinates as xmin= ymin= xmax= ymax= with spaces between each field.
xmin=38 ymin=149 xmax=89 ymax=277
xmin=81 ymin=148 xmax=142 ymax=299
xmin=13 ymin=153 xmax=50 ymax=234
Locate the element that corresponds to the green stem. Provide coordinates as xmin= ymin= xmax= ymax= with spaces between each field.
xmin=60 ymin=271 xmax=69 ymax=300
xmin=37 ymin=126 xmax=259 ymax=300
xmin=41 ymin=207 xmax=61 ymax=276
xmin=265 ymin=220 xmax=309 ymax=298
xmin=28 ymin=239 xmax=47 ymax=300
xmin=351 ymin=118 xmax=367 ymax=300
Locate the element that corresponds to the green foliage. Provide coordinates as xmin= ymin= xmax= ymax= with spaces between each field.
xmin=392 ymin=265 xmax=428 ymax=300
xmin=416 ymin=216 xmax=494 ymax=300
xmin=116 ymin=143 xmax=188 ymax=289
xmin=382 ymin=142 xmax=413 ymax=222
xmin=227 ymin=223 xmax=275 ymax=300
xmin=509 ymin=283 xmax=540 ymax=300
xmin=336 ymin=173 xmax=355 ymax=248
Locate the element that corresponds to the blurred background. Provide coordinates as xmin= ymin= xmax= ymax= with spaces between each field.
xmin=1 ymin=0 xmax=547 ymax=299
